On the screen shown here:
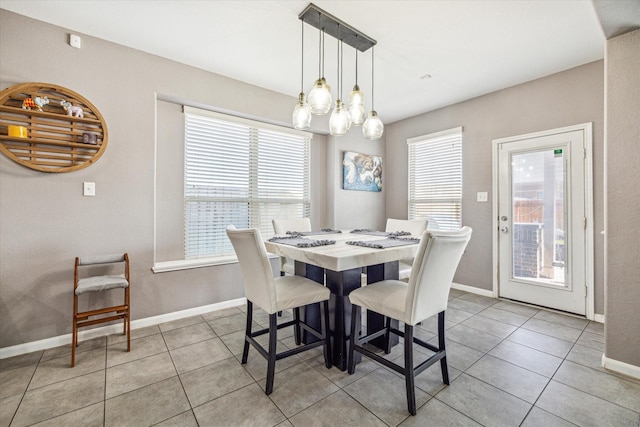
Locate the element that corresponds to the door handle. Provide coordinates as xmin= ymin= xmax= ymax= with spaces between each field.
xmin=500 ymin=226 xmax=509 ymax=233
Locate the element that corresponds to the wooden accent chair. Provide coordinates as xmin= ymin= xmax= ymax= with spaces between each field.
xmin=72 ymin=253 xmax=130 ymax=367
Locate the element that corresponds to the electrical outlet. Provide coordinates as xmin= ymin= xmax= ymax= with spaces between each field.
xmin=83 ymin=182 xmax=95 ymax=196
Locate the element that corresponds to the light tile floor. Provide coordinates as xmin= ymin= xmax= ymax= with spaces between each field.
xmin=2 ymin=289 xmax=640 ymax=426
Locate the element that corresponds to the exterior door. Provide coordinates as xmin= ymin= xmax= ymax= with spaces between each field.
xmin=495 ymin=125 xmax=591 ymax=315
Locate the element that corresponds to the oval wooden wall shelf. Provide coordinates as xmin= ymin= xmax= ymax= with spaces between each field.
xmin=0 ymin=82 xmax=108 ymax=173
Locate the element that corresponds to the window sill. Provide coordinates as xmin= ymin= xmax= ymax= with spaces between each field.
xmin=152 ymin=254 xmax=278 ymax=273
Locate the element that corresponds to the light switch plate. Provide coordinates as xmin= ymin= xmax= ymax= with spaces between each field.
xmin=83 ymin=182 xmax=95 ymax=196
xmin=477 ymin=191 xmax=488 ymax=202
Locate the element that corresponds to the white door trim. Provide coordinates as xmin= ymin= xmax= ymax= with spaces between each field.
xmin=492 ymin=123 xmax=594 ymax=320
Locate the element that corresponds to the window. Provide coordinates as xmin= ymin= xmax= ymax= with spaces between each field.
xmin=407 ymin=127 xmax=463 ymax=230
xmin=184 ymin=106 xmax=311 ymax=259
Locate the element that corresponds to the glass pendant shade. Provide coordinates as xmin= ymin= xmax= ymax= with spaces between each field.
xmin=362 ymin=110 xmax=384 ymax=140
xmin=308 ymin=78 xmax=332 ymax=115
xmin=292 ymin=92 xmax=312 ymax=130
xmin=348 ymin=85 xmax=365 ymax=126
xmin=329 ymin=99 xmax=352 ymax=135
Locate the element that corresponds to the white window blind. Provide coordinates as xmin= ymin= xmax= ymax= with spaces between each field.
xmin=184 ymin=107 xmax=311 ymax=259
xmin=407 ymin=127 xmax=463 ymax=230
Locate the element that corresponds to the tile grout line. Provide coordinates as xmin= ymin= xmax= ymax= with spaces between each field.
xmin=431 ymin=299 xmax=555 ymax=427
xmin=444 ymin=304 xmax=538 ymax=426
xmin=520 ymin=319 xmax=600 ymax=427
xmin=4 ymin=296 xmax=637 ymax=426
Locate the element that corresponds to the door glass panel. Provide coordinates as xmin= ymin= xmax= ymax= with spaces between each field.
xmin=511 ymin=149 xmax=565 ymax=286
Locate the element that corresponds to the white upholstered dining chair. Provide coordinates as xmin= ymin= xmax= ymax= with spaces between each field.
xmin=226 ymin=225 xmax=331 ymax=394
xmin=272 ymin=217 xmax=312 ymax=276
xmin=348 ymin=227 xmax=472 ymax=415
xmin=385 ymin=218 xmax=429 ymax=280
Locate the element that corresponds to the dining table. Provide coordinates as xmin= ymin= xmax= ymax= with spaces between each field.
xmin=264 ymin=229 xmax=421 ymax=371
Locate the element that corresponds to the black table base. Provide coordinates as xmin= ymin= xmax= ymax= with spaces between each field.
xmin=296 ymin=260 xmax=400 ymax=371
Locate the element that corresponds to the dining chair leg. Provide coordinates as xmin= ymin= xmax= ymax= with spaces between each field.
xmin=265 ymin=313 xmax=278 ymax=395
xmin=123 ymin=287 xmax=128 ymax=335
xmin=404 ymin=323 xmax=417 ymax=416
xmin=71 ymin=327 xmax=77 ymax=367
xmin=321 ymin=300 xmax=332 ymax=368
xmin=384 ymin=316 xmax=392 ymax=354
xmin=438 ymin=311 xmax=449 ymax=384
xmin=125 ymin=287 xmax=131 ymax=352
xmin=242 ymin=301 xmax=253 ymax=364
xmin=278 ymin=271 xmax=284 ymax=318
xmin=347 ymin=305 xmax=360 ymax=375
xmin=293 ymin=307 xmax=301 ymax=345
xmin=71 ymin=295 xmax=77 ymax=367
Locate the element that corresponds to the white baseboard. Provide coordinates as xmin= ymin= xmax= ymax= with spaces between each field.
xmin=0 ymin=289 xmax=606 ymax=360
xmin=454 ymin=284 xmax=605 ymax=324
xmin=452 ymin=282 xmax=495 ymax=298
xmin=0 ymin=297 xmax=247 ymax=360
xmin=601 ymin=354 xmax=640 ymax=380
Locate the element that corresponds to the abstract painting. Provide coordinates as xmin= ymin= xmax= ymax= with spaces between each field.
xmin=342 ymin=151 xmax=382 ymax=192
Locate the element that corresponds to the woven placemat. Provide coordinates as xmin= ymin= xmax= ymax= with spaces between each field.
xmin=350 ymin=229 xmax=389 ymax=236
xmin=350 ymin=229 xmax=413 ymax=237
xmin=286 ymin=229 xmax=342 ymax=236
xmin=268 ymin=236 xmax=336 ymax=248
xmin=345 ymin=237 xmax=420 ymax=249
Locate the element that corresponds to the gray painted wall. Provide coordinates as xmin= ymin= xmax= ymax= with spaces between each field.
xmin=0 ymin=10 xmax=335 ymax=348
xmin=327 ymin=132 xmax=387 ymax=230
xmin=384 ymin=61 xmax=605 ymax=314
xmin=605 ymin=29 xmax=640 ymax=367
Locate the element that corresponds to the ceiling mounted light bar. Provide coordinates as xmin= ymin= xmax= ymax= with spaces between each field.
xmin=298 ymin=3 xmax=376 ymax=52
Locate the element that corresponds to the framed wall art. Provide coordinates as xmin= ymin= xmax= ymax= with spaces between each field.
xmin=342 ymin=151 xmax=382 ymax=192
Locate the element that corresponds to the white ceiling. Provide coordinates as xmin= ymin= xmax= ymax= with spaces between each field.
xmin=1 ymin=0 xmax=606 ymax=124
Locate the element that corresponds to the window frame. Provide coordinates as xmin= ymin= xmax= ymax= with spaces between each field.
xmin=155 ymin=106 xmax=311 ymax=271
xmin=407 ymin=127 xmax=463 ymax=230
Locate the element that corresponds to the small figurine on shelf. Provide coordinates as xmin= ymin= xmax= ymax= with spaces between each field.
xmin=82 ymin=133 xmax=97 ymax=145
xmin=60 ymin=100 xmax=84 ymax=118
xmin=22 ymin=96 xmax=49 ymax=111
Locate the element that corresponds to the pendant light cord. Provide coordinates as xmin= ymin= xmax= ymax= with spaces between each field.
xmin=340 ymin=39 xmax=344 ymax=100
xmin=337 ymin=24 xmax=342 ymax=100
xmin=301 ymin=19 xmax=304 ymax=92
xmin=371 ymin=45 xmax=375 ymax=110
xmin=355 ymin=36 xmax=359 ymax=86
xmin=316 ymin=12 xmax=322 ymax=80
xmin=321 ymin=27 xmax=326 ymax=79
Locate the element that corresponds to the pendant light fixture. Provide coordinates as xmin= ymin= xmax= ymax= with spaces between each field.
xmin=296 ymin=3 xmax=378 ymax=137
xmin=307 ymin=18 xmax=332 ymax=115
xmin=362 ymin=45 xmax=384 ymax=140
xmin=348 ymin=35 xmax=365 ymax=126
xmin=292 ymin=19 xmax=311 ymax=130
xmin=329 ymin=26 xmax=352 ymax=136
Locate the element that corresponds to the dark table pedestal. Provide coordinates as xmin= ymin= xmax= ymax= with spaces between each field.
xmin=297 ymin=260 xmax=400 ymax=371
